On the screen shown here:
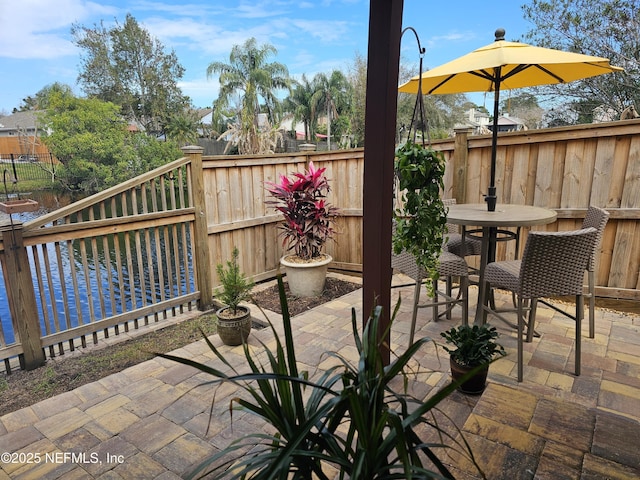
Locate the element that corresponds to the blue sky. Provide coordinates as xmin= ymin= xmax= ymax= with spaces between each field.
xmin=0 ymin=0 xmax=532 ymax=113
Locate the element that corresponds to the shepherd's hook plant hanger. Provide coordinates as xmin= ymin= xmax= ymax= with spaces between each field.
xmin=401 ymin=26 xmax=430 ymax=147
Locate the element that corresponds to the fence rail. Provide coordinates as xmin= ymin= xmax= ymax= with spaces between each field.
xmin=0 ymin=119 xmax=639 ymax=372
xmin=0 ymin=153 xmax=58 ymax=185
xmin=0 ymin=154 xmax=209 ymax=371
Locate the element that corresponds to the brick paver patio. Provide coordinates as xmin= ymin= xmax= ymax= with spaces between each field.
xmin=1 ymin=274 xmax=638 ymax=479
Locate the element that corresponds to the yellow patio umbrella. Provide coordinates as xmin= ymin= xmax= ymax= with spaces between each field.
xmin=399 ymin=28 xmax=623 ymax=211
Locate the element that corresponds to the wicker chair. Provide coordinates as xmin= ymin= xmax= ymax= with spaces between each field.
xmin=442 ymin=199 xmax=483 ymax=258
xmin=481 ymin=227 xmax=598 ymax=382
xmin=537 ymin=206 xmax=609 ymax=338
xmin=581 ymin=206 xmax=610 ymax=338
xmin=391 ymin=247 xmax=469 ymax=346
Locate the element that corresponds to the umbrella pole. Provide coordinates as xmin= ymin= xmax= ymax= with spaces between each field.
xmin=486 ymin=69 xmax=501 ymax=212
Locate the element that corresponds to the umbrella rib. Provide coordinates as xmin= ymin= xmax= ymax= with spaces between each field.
xmin=500 ymin=64 xmax=565 ymax=84
xmin=426 ymin=74 xmax=456 ymax=94
xmin=529 ymin=64 xmax=564 ymax=83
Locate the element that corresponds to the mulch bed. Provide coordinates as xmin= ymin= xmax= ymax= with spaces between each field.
xmin=250 ymin=277 xmax=361 ymax=317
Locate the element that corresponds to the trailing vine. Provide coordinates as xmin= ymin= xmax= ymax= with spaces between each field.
xmin=393 ymin=140 xmax=447 ymax=287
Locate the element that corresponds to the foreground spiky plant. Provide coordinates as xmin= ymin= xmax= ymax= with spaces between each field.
xmin=158 ymin=276 xmax=486 ymax=479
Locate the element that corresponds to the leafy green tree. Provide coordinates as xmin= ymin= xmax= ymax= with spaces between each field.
xmin=522 ymin=0 xmax=639 ymax=121
xmin=119 ymin=133 xmax=182 ymax=182
xmin=41 ymin=92 xmax=131 ymax=192
xmin=16 ymin=83 xmax=74 ymax=112
xmin=311 ymin=70 xmax=351 ymax=150
xmin=41 ymin=90 xmax=181 ymax=193
xmin=346 ymin=52 xmax=367 ymax=147
xmin=71 ymin=14 xmax=191 ymax=136
xmin=500 ymin=92 xmax=545 ymax=128
xmin=207 ymin=37 xmax=291 ymax=154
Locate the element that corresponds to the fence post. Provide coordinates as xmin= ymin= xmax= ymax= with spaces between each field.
xmin=181 ymin=145 xmax=213 ymax=311
xmin=453 ymin=127 xmax=472 ymax=203
xmin=0 ymin=222 xmax=45 ymax=370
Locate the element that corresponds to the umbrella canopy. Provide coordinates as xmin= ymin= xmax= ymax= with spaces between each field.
xmin=399 ymin=28 xmax=622 ymax=210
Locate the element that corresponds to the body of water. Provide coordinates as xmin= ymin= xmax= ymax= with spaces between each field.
xmin=0 ymin=189 xmax=194 ymax=346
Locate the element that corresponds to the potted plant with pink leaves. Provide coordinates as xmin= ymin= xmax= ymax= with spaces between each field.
xmin=266 ymin=161 xmax=340 ymax=297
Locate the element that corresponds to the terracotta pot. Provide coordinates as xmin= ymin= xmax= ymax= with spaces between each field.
xmin=449 ymin=357 xmax=489 ymax=395
xmin=0 ymin=199 xmax=39 ymax=214
xmin=216 ymin=306 xmax=251 ymax=346
xmin=280 ymin=254 xmax=332 ymax=298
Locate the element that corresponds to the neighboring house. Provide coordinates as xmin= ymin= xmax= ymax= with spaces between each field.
xmin=197 ymin=108 xmax=213 ymax=137
xmin=456 ymin=108 xmax=491 ymax=135
xmin=0 ymin=111 xmax=51 ymax=157
xmin=0 ymin=111 xmax=41 ymax=138
xmin=491 ymin=113 xmax=527 ymax=132
xmin=279 ymin=114 xmax=329 ymax=141
xmin=592 ymin=105 xmax=618 ymax=123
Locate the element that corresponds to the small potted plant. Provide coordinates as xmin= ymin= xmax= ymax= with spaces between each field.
xmin=265 ymin=161 xmax=340 ymax=297
xmin=440 ymin=324 xmax=506 ymax=394
xmin=215 ymin=247 xmax=254 ymax=345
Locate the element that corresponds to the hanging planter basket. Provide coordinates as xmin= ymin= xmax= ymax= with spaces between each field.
xmin=0 ymin=198 xmax=39 ymax=214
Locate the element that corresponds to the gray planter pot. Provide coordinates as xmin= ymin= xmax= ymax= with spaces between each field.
xmin=216 ymin=306 xmax=251 ymax=346
xmin=280 ymin=254 xmax=332 ymax=297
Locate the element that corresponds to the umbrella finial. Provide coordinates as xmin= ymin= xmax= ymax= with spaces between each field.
xmin=495 ymin=28 xmax=505 ymax=41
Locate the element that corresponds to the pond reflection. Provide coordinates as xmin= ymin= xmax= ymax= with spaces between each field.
xmin=0 ymin=189 xmax=194 ymax=346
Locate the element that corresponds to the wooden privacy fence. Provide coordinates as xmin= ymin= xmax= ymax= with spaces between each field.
xmin=201 ymin=149 xmax=365 ymax=284
xmin=0 ymin=119 xmax=639 ymax=371
xmin=439 ymin=120 xmax=640 ymax=300
xmin=201 ymin=119 xmax=640 ymax=302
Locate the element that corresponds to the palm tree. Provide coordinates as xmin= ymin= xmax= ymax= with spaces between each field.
xmin=163 ymin=110 xmax=199 ymax=146
xmin=283 ymin=75 xmax=317 ymax=141
xmin=311 ymin=71 xmax=351 ymax=150
xmin=207 ymin=38 xmax=291 ymax=154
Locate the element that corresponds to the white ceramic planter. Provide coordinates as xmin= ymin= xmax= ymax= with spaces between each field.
xmin=280 ymin=254 xmax=332 ymax=297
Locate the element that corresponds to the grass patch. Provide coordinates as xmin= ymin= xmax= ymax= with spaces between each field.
xmin=0 ymin=313 xmax=219 ymax=416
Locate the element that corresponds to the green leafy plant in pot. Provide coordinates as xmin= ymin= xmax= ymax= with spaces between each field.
xmin=393 ymin=140 xmax=448 ymax=294
xmin=215 ymin=247 xmax=254 ymax=346
xmin=157 ymin=276 xmax=487 ymax=479
xmin=441 ymin=324 xmax=506 ymax=395
xmin=265 ymin=161 xmax=340 ymax=297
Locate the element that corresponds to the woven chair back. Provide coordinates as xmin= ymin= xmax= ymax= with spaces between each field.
xmin=519 ymin=227 xmax=597 ymax=298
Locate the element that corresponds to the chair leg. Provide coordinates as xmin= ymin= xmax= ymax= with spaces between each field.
xmin=432 ymin=278 xmax=439 ymax=322
xmin=480 ymin=280 xmax=490 ymax=325
xmin=517 ymin=296 xmax=524 ymax=382
xmin=526 ymin=299 xmax=538 ymax=343
xmin=588 ymin=270 xmax=595 ymax=338
xmin=575 ymin=294 xmax=584 ymax=376
xmin=408 ymin=279 xmax=422 ymax=345
xmin=461 ymin=275 xmax=469 ymax=326
xmin=446 ymin=276 xmax=453 ymax=319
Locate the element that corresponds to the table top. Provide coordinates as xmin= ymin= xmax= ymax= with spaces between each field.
xmin=447 ymin=203 xmax=557 ymax=227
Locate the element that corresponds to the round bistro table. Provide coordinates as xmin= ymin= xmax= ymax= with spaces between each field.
xmin=446 ymin=203 xmax=558 ymax=324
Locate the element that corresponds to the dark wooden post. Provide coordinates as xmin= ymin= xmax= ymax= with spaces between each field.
xmin=181 ymin=145 xmax=213 ymax=311
xmin=362 ymin=0 xmax=404 ymax=365
xmin=453 ymin=127 xmax=472 ymax=203
xmin=1 ymin=223 xmax=45 ymax=370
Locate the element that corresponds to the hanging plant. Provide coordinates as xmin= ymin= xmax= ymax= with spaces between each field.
xmin=393 ymin=140 xmax=447 ymax=285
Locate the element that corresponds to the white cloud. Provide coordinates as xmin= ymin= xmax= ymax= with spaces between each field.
xmin=178 ymin=77 xmax=219 ymax=107
xmin=0 ymin=0 xmax=116 ymax=60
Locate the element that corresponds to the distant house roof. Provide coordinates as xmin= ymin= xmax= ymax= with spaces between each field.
xmin=489 ymin=114 xmax=527 ymax=132
xmin=0 ymin=111 xmax=41 ymax=131
xmin=197 ymin=108 xmax=213 ymax=125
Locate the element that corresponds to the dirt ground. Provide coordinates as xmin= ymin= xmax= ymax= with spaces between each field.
xmin=0 ymin=277 xmax=361 ymax=417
